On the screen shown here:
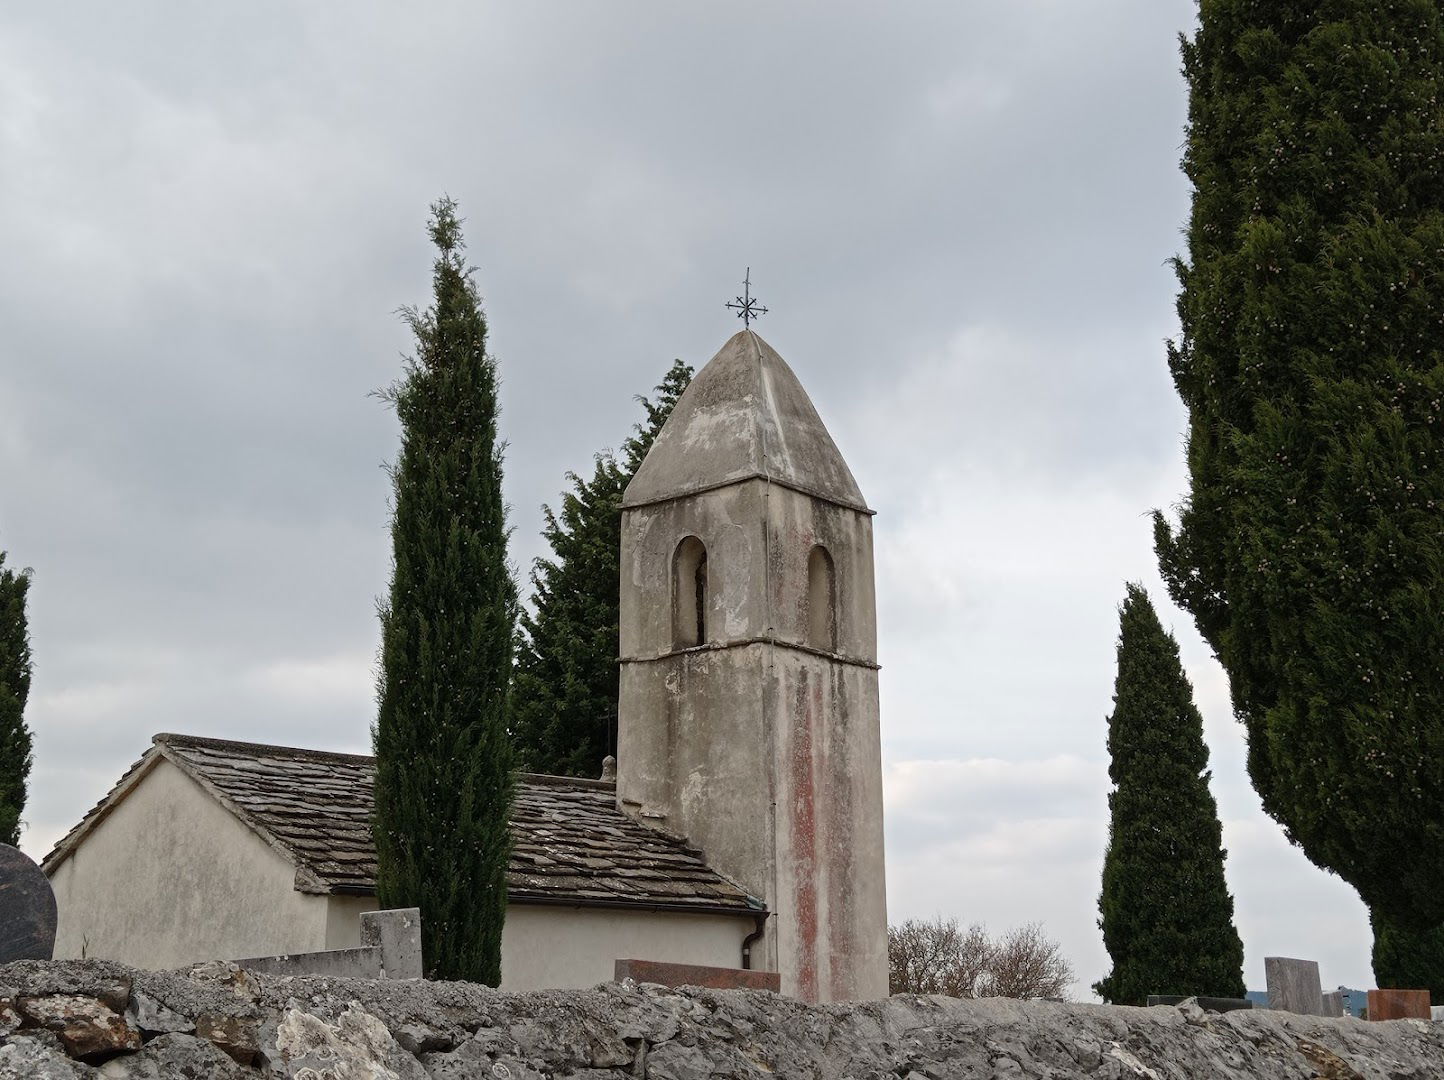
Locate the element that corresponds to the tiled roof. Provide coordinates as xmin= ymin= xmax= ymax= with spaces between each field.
xmin=43 ymin=733 xmax=762 ymax=917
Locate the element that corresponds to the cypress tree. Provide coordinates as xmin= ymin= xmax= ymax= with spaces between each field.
xmin=1094 ymin=584 xmax=1244 ymax=1006
xmin=1154 ymin=1 xmax=1444 ymax=937
xmin=373 ymin=198 xmax=516 ymax=984
xmin=1371 ymin=910 xmax=1444 ymax=1005
xmin=512 ymin=360 xmax=692 ymax=776
xmin=0 ymin=551 xmax=33 ymax=848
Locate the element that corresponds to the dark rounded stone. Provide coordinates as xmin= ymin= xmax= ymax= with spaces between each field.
xmin=0 ymin=843 xmax=57 ymax=962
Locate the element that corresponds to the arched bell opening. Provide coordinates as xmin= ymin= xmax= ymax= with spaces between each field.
xmin=672 ymin=536 xmax=709 ymax=649
xmin=807 ymin=544 xmax=837 ymax=651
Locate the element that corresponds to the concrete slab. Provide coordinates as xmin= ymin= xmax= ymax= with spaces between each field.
xmin=615 ymin=958 xmax=780 ymax=992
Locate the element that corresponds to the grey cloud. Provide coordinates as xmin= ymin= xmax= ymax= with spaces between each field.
xmin=3 ymin=0 xmax=1376 ymax=1001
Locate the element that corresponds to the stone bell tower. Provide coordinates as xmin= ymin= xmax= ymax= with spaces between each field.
xmin=617 ymin=329 xmax=887 ymax=1002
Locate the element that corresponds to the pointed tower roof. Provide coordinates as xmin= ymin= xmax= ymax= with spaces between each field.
xmin=624 ymin=330 xmax=869 ymax=512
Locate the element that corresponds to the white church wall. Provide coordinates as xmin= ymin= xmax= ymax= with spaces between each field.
xmin=324 ymin=893 xmax=380 ymax=950
xmin=48 ymin=757 xmax=332 ymax=968
xmin=499 ymin=905 xmax=752 ymax=992
xmin=318 ymin=897 xmax=751 ymax=992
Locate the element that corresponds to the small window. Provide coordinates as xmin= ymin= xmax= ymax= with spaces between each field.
xmin=807 ymin=545 xmax=836 ymax=651
xmin=673 ymin=536 xmax=709 ymax=648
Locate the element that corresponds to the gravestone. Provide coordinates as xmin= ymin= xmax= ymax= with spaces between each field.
xmin=0 ymin=843 xmax=57 ymax=962
xmin=1367 ymin=988 xmax=1431 ymax=1021
xmin=1322 ymin=990 xmax=1345 ymax=1018
xmin=1265 ymin=956 xmax=1325 ymax=1015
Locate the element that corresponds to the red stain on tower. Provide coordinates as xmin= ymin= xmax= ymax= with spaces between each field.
xmin=790 ymin=671 xmax=820 ymax=1001
xmin=825 ymin=668 xmax=857 ymax=1001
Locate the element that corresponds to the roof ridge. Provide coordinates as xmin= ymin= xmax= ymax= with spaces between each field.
xmin=156 ymin=735 xmax=619 ymax=789
xmin=155 ymin=732 xmax=375 ymax=765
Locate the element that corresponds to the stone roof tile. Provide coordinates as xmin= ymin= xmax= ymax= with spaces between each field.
xmin=44 ymin=733 xmax=761 ymax=918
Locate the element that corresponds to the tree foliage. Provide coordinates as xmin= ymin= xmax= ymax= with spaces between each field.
xmin=1155 ymin=0 xmax=1444 ymax=929
xmin=373 ymin=198 xmax=516 ymax=984
xmin=888 ymin=917 xmax=1074 ymax=1000
xmin=0 ymin=551 xmax=32 ymax=848
xmin=1371 ymin=909 xmax=1444 ymax=1005
xmin=1094 ymin=585 xmax=1244 ymax=1006
xmin=511 ymin=360 xmax=692 ymax=776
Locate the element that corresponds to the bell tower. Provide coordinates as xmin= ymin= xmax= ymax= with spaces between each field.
xmin=616 ymin=329 xmax=887 ymax=1001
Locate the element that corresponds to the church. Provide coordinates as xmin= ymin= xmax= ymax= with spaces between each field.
xmin=42 ymin=329 xmax=889 ymax=1002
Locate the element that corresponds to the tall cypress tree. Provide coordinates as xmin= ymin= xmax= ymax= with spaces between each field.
xmin=1095 ymin=584 xmax=1244 ymax=1006
xmin=1371 ymin=911 xmax=1444 ymax=1005
xmin=512 ymin=360 xmax=692 ymax=776
xmin=373 ymin=198 xmax=516 ymax=984
xmin=0 ymin=551 xmax=33 ymax=848
xmin=1155 ymin=2 xmax=1444 ymax=941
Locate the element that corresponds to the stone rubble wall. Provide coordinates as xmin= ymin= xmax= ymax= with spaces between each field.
xmin=2 ymin=959 xmax=1442 ymax=1079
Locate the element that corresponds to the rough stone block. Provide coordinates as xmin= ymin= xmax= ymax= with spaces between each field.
xmin=361 ymin=907 xmax=423 ymax=980
xmin=1322 ymin=991 xmax=1345 ymax=1017
xmin=614 ymin=958 xmax=780 ymax=992
xmin=1265 ymin=956 xmax=1324 ymax=1015
xmin=127 ymin=989 xmax=195 ymax=1037
xmin=1367 ymin=989 xmax=1431 ymax=1021
xmin=18 ymin=993 xmax=141 ymax=1059
xmin=196 ymin=1013 xmax=260 ymax=1066
xmin=0 ymin=843 xmax=57 ymax=963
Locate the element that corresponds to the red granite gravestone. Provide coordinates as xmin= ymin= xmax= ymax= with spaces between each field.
xmin=1367 ymin=989 xmax=1431 ymax=1021
xmin=0 ymin=843 xmax=57 ymax=962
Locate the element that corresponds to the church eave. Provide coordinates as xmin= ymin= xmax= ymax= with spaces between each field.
xmin=621 ymin=471 xmax=873 ymax=516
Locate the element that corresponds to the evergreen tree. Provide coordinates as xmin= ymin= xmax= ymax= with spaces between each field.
xmin=0 ymin=552 xmax=32 ymax=848
xmin=1371 ymin=910 xmax=1444 ymax=1005
xmin=1154 ymin=2 xmax=1444 ymax=937
xmin=512 ymin=360 xmax=692 ymax=776
xmin=373 ymin=198 xmax=516 ymax=984
xmin=1094 ymin=584 xmax=1244 ymax=1006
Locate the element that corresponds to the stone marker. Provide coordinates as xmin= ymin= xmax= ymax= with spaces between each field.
xmin=1265 ymin=956 xmax=1325 ymax=1015
xmin=360 ymin=907 xmax=423 ymax=980
xmin=1322 ymin=990 xmax=1345 ymax=1018
xmin=0 ymin=842 xmax=57 ymax=962
xmin=1146 ymin=995 xmax=1253 ymax=1014
xmin=1367 ymin=989 xmax=1431 ymax=1021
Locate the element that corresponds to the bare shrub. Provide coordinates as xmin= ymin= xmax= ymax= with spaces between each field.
xmin=889 ymin=917 xmax=1074 ymax=1000
xmin=888 ymin=917 xmax=992 ymax=997
xmin=980 ymin=921 xmax=1075 ymax=1000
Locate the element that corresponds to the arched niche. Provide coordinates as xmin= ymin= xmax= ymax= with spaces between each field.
xmin=672 ymin=536 xmax=709 ymax=649
xmin=807 ymin=544 xmax=837 ymax=651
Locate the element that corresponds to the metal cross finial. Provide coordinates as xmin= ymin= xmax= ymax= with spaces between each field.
xmin=725 ymin=268 xmax=768 ymax=328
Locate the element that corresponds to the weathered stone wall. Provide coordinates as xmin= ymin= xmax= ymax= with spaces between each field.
xmin=4 ymin=959 xmax=1443 ymax=1078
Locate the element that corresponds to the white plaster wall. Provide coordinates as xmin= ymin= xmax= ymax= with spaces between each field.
xmin=324 ymin=894 xmax=379 ymax=950
xmin=49 ymin=758 xmax=332 ymax=969
xmin=499 ymin=905 xmax=751 ymax=992
xmin=320 ymin=897 xmax=748 ymax=991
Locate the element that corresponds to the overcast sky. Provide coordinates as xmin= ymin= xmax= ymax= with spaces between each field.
xmin=1 ymin=1 xmax=1372 ymax=998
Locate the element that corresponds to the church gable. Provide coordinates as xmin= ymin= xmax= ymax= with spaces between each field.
xmin=44 ymin=733 xmax=761 ymax=917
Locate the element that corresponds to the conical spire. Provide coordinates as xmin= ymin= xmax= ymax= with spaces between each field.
xmin=623 ymin=330 xmax=868 ymax=512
